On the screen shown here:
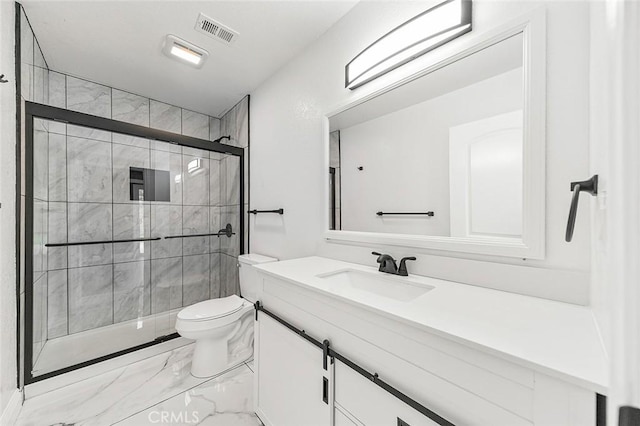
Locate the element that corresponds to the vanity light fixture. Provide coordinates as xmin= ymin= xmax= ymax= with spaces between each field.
xmin=345 ymin=0 xmax=472 ymax=90
xmin=162 ymin=35 xmax=209 ymax=69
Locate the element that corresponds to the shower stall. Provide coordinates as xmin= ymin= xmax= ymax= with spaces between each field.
xmin=24 ymin=102 xmax=244 ymax=383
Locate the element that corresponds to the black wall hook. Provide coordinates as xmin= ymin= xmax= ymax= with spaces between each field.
xmin=0 ymin=74 xmax=8 ymax=83
xmin=566 ymin=175 xmax=598 ymax=242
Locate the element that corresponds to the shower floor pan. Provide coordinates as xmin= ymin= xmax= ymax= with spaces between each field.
xmin=32 ymin=308 xmax=182 ymax=378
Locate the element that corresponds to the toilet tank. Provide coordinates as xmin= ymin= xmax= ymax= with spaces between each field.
xmin=238 ymin=254 xmax=278 ymax=303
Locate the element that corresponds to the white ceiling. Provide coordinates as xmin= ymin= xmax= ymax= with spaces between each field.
xmin=22 ymin=0 xmax=358 ymax=117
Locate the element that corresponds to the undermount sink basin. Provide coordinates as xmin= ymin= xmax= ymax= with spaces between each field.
xmin=316 ymin=269 xmax=433 ymax=302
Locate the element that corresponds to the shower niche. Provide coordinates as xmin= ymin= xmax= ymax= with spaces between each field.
xmin=129 ymin=167 xmax=171 ymax=202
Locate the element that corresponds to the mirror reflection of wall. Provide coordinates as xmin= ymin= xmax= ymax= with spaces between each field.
xmin=330 ymin=33 xmax=524 ymax=240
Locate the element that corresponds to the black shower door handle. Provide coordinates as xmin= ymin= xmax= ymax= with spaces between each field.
xmin=565 ymin=175 xmax=598 ymax=242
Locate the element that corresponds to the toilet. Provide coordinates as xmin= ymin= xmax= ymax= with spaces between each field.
xmin=175 ymin=253 xmax=278 ymax=378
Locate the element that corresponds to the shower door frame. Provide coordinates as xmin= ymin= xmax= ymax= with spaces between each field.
xmin=23 ymin=101 xmax=245 ymax=385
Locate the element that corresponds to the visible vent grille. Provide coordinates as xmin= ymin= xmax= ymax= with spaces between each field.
xmin=195 ymin=13 xmax=239 ymax=45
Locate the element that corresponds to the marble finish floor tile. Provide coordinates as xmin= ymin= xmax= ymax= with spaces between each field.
xmin=115 ymin=363 xmax=260 ymax=426
xmin=16 ymin=344 xmax=212 ymax=426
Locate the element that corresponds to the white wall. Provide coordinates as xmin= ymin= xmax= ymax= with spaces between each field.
xmin=0 ymin=0 xmax=18 ymax=414
xmin=250 ymin=0 xmax=591 ymax=304
xmin=340 ymin=68 xmax=522 ymax=236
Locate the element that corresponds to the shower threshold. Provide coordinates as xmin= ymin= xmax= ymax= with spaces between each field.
xmin=32 ymin=308 xmax=183 ymax=378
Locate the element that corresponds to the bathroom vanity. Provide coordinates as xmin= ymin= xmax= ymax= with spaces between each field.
xmin=252 ymin=257 xmax=607 ymax=426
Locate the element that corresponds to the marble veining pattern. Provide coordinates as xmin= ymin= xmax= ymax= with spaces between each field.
xmin=114 ymin=261 xmax=151 ymax=323
xmin=235 ymin=97 xmax=249 ymax=149
xmin=117 ymin=363 xmax=257 ymax=426
xmin=32 ymin=127 xmax=48 ymax=201
xmin=15 ymin=345 xmax=259 ymax=426
xmin=68 ymin=244 xmax=113 ymax=268
xmin=220 ymin=253 xmax=239 ymax=298
xmin=182 ymin=109 xmax=210 ymax=139
xmin=183 ymin=205 xmax=210 ymax=256
xmin=33 ymin=65 xmax=48 ymax=105
xmin=67 ymin=203 xmax=112 ymax=243
xmin=224 ymin=156 xmax=240 ymax=206
xmin=32 ymin=275 xmax=47 ymax=363
xmin=48 ymin=132 xmax=67 ymax=202
xmin=151 ymin=205 xmax=182 ymax=259
xmin=68 ymin=265 xmax=113 ymax=334
xmin=209 ymin=159 xmax=221 ymax=207
xmin=47 ymin=202 xmax=66 ymax=270
xmin=151 ymin=257 xmax=183 ymax=314
xmin=113 ymin=241 xmax=151 ymax=264
xmin=48 ymin=71 xmax=66 ymax=108
xmin=67 ymin=124 xmax=111 ymax=143
xmin=67 ymin=76 xmax=112 ymax=118
xmin=150 ymin=100 xmax=182 ymax=134
xmin=112 ymin=89 xmax=150 ymax=126
xmin=32 ymin=201 xmax=47 ymax=280
xmin=47 ymin=269 xmax=68 ymax=338
xmin=67 ymin=136 xmax=113 ymax=203
xmin=113 ymin=133 xmax=150 ymax=149
xmin=113 ymin=203 xmax=151 ymax=240
xmin=210 ymin=117 xmax=221 ymax=142
xmin=183 ymin=254 xmax=211 ymax=306
xmin=210 ymin=252 xmax=221 ymax=299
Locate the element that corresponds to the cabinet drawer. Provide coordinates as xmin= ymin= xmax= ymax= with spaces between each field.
xmin=334 ymin=359 xmax=532 ymax=426
xmin=335 ymin=363 xmax=442 ymax=426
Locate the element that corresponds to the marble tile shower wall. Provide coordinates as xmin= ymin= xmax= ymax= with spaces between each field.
xmin=20 ymin=6 xmax=51 ymax=364
xmin=20 ymin=6 xmax=250 ymax=345
xmin=218 ymin=97 xmax=249 ymax=297
xmin=39 ymin=122 xmax=241 ymax=337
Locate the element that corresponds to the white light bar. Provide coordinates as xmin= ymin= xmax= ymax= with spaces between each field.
xmin=162 ymin=35 xmax=209 ymax=69
xmin=346 ymin=0 xmax=472 ymax=90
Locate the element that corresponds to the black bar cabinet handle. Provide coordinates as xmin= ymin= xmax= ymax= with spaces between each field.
xmin=249 ymin=208 xmax=284 ymax=215
xmin=565 ymin=175 xmax=598 ymax=242
xmin=377 ymin=211 xmax=434 ymax=217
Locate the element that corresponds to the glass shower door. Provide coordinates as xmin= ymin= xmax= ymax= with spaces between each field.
xmin=27 ymin=112 xmax=243 ymax=382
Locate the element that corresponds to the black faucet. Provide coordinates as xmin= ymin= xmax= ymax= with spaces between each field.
xmin=372 ymin=252 xmax=416 ymax=276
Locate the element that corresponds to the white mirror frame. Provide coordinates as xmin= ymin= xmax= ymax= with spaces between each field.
xmin=323 ymin=9 xmax=546 ymax=259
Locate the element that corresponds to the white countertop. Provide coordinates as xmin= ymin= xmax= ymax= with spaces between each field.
xmin=255 ymin=256 xmax=608 ymax=393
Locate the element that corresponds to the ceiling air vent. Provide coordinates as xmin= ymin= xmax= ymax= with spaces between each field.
xmin=195 ymin=13 xmax=239 ymax=45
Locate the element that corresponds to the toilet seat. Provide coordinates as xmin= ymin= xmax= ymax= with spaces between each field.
xmin=177 ymin=295 xmax=244 ymax=322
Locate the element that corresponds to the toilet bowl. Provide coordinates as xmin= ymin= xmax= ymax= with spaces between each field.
xmin=175 ymin=253 xmax=277 ymax=378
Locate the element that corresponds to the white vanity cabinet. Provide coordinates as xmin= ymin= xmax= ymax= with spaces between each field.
xmin=255 ymin=313 xmax=332 ymax=426
xmin=253 ymin=258 xmax=605 ymax=426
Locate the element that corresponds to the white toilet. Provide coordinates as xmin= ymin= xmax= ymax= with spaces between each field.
xmin=175 ymin=253 xmax=277 ymax=378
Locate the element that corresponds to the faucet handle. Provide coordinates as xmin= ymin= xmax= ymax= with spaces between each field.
xmin=371 ymin=251 xmax=383 ymax=262
xmin=398 ymin=256 xmax=417 ymax=276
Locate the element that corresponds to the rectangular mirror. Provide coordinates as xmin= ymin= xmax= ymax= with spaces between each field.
xmin=326 ymin=11 xmax=545 ymax=259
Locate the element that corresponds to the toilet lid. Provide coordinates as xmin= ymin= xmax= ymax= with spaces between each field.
xmin=178 ymin=295 xmax=244 ymax=321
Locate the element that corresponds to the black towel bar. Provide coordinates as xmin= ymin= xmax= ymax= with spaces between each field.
xmin=376 ymin=211 xmax=434 ymax=217
xmin=45 ymin=237 xmax=161 ymax=247
xmin=249 ymin=208 xmax=284 ymax=215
